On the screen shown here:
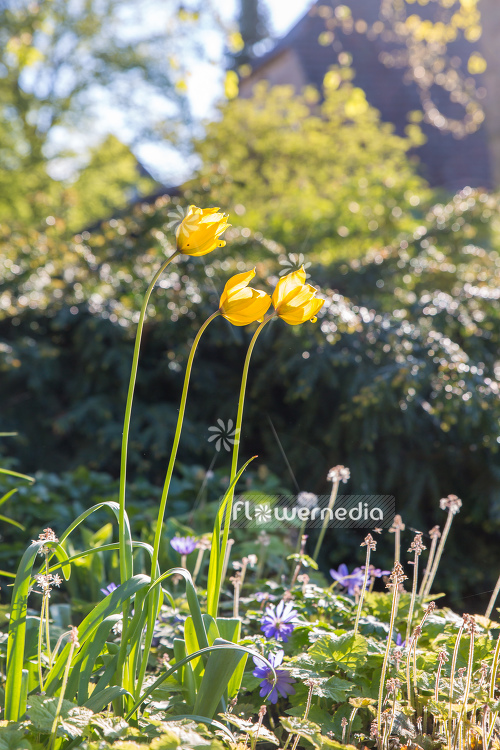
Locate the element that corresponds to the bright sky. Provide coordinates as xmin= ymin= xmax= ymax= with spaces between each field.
xmin=136 ymin=0 xmax=312 ymax=183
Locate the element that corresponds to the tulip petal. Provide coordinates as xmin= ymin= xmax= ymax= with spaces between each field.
xmin=271 ymin=267 xmax=306 ymax=309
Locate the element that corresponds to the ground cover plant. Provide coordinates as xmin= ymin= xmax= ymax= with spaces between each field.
xmin=1 ymin=207 xmax=500 ymax=750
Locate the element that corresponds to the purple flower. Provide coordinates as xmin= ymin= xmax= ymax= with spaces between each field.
xmin=252 ymin=649 xmax=295 ymax=704
xmin=261 ymin=600 xmax=298 ymax=642
xmin=170 ymin=536 xmax=197 ymax=555
xmin=394 ymin=632 xmax=406 ymax=647
xmin=100 ymin=582 xmax=119 ymax=596
xmin=255 ymin=592 xmax=277 ymax=603
xmin=362 ymin=565 xmax=390 ymax=579
xmin=330 ymin=564 xmax=365 ymax=596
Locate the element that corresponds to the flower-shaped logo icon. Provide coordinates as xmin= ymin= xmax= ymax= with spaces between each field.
xmin=166 ymin=205 xmax=192 ymax=233
xmin=255 ymin=504 xmax=272 ymax=524
xmin=279 ymin=253 xmax=311 ymax=278
xmin=208 ymin=419 xmax=239 ymax=452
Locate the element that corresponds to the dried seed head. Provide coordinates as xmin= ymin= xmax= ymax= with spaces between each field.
xmin=69 ymin=626 xmax=80 ymax=647
xmin=408 ymin=532 xmax=426 ymax=556
xmin=389 ymin=514 xmax=405 ymax=533
xmin=439 ymin=494 xmax=462 ymax=514
xmin=297 ymin=573 xmax=309 ymax=585
xmin=438 ymin=650 xmax=449 ymax=664
xmin=457 ymin=667 xmax=466 ymax=678
xmin=370 ymin=721 xmax=379 ymax=739
xmin=386 ymin=561 xmax=408 ymax=589
xmin=361 ymin=533 xmax=377 ymax=551
xmin=229 ymin=573 xmax=241 ymax=586
xmin=425 ymin=601 xmax=436 ymax=615
xmin=386 ymin=677 xmax=401 ymax=694
xmin=246 ymin=554 xmax=258 ymax=567
xmin=429 ymin=525 xmax=441 ymax=539
xmin=258 ymin=705 xmax=267 ymax=718
xmin=327 ymin=465 xmax=350 ymax=483
xmin=197 ymin=536 xmax=212 ymax=551
xmin=465 ymin=614 xmax=476 ymax=634
xmin=341 ymin=717 xmax=348 ymax=728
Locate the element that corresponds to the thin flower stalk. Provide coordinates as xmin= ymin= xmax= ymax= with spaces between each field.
xmin=448 ymin=615 xmax=468 ymax=749
xmin=37 ymin=594 xmax=46 ymax=692
xmin=136 ymin=311 xmax=220 ymax=696
xmin=419 ymin=525 xmax=440 ymax=598
xmin=486 ymin=629 xmax=500 ymax=747
xmin=377 ymin=563 xmax=407 ymax=735
xmin=251 ymin=706 xmax=267 ymax=750
xmin=192 ymin=538 xmax=211 ymax=584
xmin=389 ymin=515 xmax=405 ymax=565
xmin=291 ymin=680 xmax=315 ymax=750
xmin=406 ymin=533 xmax=426 ymax=642
xmin=49 ymin=627 xmax=80 ymax=750
xmin=485 ymin=571 xmax=500 ymax=620
xmin=434 ymin=650 xmax=448 ymax=701
xmin=424 ymin=496 xmax=462 ymax=598
xmin=208 ymin=317 xmax=271 ymax=617
xmin=313 ymin=465 xmax=349 ymax=562
xmin=118 ymin=249 xmax=179 ymax=585
xmin=354 ymin=534 xmax=376 ymax=635
xmin=405 ymin=602 xmax=435 ymax=708
xmin=453 ymin=617 xmax=476 ymax=750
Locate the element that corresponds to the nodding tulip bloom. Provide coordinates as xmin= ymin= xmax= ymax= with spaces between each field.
xmin=272 ymin=266 xmax=324 ymax=325
xmin=219 ymin=269 xmax=271 ymax=326
xmin=176 ymin=205 xmax=230 ymax=256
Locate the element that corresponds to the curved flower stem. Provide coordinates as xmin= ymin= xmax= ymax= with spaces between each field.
xmin=406 ymin=553 xmax=420 ymax=642
xmin=419 ymin=532 xmax=438 ymax=598
xmin=423 ymin=511 xmax=454 ymax=598
xmin=377 ymin=585 xmax=400 ymax=735
xmin=354 ymin=546 xmax=372 ymax=636
xmin=118 ymin=249 xmax=179 ymax=585
xmin=313 ymin=479 xmax=339 ymax=563
xmin=453 ymin=623 xmax=475 ymax=750
xmin=485 ymin=572 xmax=500 ymax=620
xmin=448 ymin=620 xmax=466 ymax=750
xmin=135 ymin=311 xmax=220 ymax=698
xmin=209 ymin=317 xmax=272 ymax=619
xmin=486 ymin=630 xmax=500 ymax=747
xmin=150 ymin=310 xmax=220 ymax=577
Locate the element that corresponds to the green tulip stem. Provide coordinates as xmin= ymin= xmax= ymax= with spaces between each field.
xmin=150 ymin=310 xmax=220 ymax=578
xmin=118 ymin=249 xmax=179 ymax=585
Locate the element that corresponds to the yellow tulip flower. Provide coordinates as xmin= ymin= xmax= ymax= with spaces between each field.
xmin=219 ymin=269 xmax=271 ymax=326
xmin=272 ymin=266 xmax=324 ymax=325
xmin=176 ymin=205 xmax=230 ymax=256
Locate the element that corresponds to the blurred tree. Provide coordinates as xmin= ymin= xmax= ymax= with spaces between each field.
xmin=187 ymin=77 xmax=427 ymax=258
xmin=233 ymin=0 xmax=270 ymax=67
xmin=0 ymin=0 xmax=215 ymax=227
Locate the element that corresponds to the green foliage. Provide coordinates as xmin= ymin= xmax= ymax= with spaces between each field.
xmin=0 ymin=0 xmax=214 ymax=227
xmin=188 ymin=78 xmax=428 ymax=259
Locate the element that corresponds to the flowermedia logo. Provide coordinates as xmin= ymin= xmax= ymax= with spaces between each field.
xmin=231 ymin=494 xmax=395 ymax=529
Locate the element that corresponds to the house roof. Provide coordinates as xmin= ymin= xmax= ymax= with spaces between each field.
xmin=243 ymin=0 xmax=491 ymax=191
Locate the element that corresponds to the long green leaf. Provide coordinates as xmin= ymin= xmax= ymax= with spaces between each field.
xmin=217 ymin=617 xmax=246 ymax=699
xmin=0 ymin=513 xmax=25 ymax=530
xmin=0 ymin=467 xmax=34 ymax=482
xmin=126 ymin=641 xmax=274 ymax=721
xmin=207 ymin=457 xmax=255 ymax=618
xmin=5 ymin=540 xmax=44 ymax=720
xmin=65 ymin=615 xmax=120 ymax=704
xmin=0 ymin=487 xmax=18 ymax=508
xmin=43 ymin=574 xmax=150 ymax=695
xmin=194 ymin=637 xmax=247 ymax=718
xmin=83 ymin=685 xmax=133 ymax=713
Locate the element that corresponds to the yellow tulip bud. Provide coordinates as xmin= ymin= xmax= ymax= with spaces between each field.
xmin=176 ymin=205 xmax=230 ymax=256
xmin=219 ymin=269 xmax=271 ymax=326
xmin=272 ymin=267 xmax=324 ymax=325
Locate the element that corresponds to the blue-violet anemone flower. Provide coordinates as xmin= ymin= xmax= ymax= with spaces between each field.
xmin=261 ymin=600 xmax=298 ymax=642
xmin=170 ymin=536 xmax=197 ymax=555
xmin=330 ymin=564 xmax=365 ymax=596
xmin=100 ymin=582 xmax=119 ymax=596
xmin=252 ymin=649 xmax=295 ymax=704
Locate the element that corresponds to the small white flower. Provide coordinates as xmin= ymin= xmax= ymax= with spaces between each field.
xmin=297 ymin=491 xmax=318 ymax=509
